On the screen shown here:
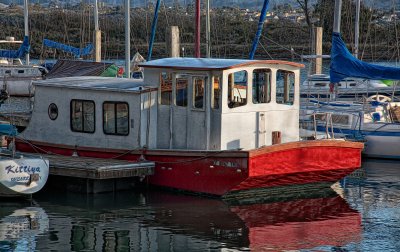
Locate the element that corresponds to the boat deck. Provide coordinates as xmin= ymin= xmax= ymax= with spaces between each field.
xmin=34 ymin=153 xmax=155 ymax=179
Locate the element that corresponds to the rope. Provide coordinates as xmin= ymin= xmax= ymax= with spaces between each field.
xmin=13 ymin=135 xmax=239 ymax=165
xmin=260 ymin=34 xmax=330 ymax=73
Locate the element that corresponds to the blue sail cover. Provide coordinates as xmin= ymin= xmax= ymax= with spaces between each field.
xmin=0 ymin=36 xmax=30 ymax=59
xmin=330 ymin=32 xmax=400 ymax=83
xmin=43 ymin=39 xmax=93 ymax=58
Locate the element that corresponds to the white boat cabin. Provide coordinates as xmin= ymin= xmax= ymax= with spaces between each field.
xmin=22 ymin=58 xmax=303 ymax=151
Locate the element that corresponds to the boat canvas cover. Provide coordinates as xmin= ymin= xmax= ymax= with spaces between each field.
xmin=43 ymin=39 xmax=93 ymax=58
xmin=0 ymin=124 xmax=17 ymax=136
xmin=330 ymin=32 xmax=400 ymax=83
xmin=45 ymin=60 xmax=115 ymax=79
xmin=0 ymin=36 xmax=30 ymax=59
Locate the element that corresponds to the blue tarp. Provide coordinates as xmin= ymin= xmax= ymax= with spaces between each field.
xmin=43 ymin=39 xmax=93 ymax=58
xmin=330 ymin=32 xmax=400 ymax=83
xmin=0 ymin=124 xmax=17 ymax=136
xmin=0 ymin=36 xmax=30 ymax=59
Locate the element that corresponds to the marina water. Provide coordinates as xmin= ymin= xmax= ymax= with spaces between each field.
xmin=1 ymin=158 xmax=400 ymax=251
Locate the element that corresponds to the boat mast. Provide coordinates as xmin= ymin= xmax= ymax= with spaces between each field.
xmin=125 ymin=0 xmax=130 ymax=78
xmin=249 ymin=0 xmax=270 ymax=60
xmin=354 ymin=0 xmax=360 ymax=58
xmin=147 ymin=0 xmax=161 ymax=61
xmin=195 ymin=0 xmax=201 ymax=58
xmin=94 ymin=0 xmax=101 ymax=62
xmin=205 ymin=0 xmax=211 ymax=58
xmin=333 ymin=0 xmax=342 ymax=33
xmin=24 ymin=0 xmax=29 ymax=65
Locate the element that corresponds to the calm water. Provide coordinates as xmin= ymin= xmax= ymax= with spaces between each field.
xmin=1 ymin=159 xmax=400 ymax=251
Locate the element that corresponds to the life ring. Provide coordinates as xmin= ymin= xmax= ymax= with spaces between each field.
xmin=367 ymin=94 xmax=392 ymax=103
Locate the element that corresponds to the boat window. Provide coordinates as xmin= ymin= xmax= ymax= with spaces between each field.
xmin=193 ymin=77 xmax=205 ymax=109
xmin=228 ymin=70 xmax=247 ymax=108
xmin=70 ymin=100 xmax=95 ymax=133
xmin=314 ymin=83 xmax=326 ymax=87
xmin=212 ymin=76 xmax=221 ymax=109
xmin=253 ymin=69 xmax=271 ymax=104
xmin=176 ymin=77 xmax=188 ymax=107
xmin=17 ymin=70 xmax=24 ymax=74
xmin=48 ymin=103 xmax=58 ymax=120
xmin=160 ymin=72 xmax=172 ymax=105
xmin=276 ymin=70 xmax=295 ymax=105
xmin=103 ymin=102 xmax=129 ymax=136
xmin=349 ymin=83 xmax=357 ymax=87
xmin=5 ymin=70 xmax=11 ymax=74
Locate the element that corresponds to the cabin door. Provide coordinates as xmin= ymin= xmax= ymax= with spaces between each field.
xmin=187 ymin=76 xmax=207 ymax=150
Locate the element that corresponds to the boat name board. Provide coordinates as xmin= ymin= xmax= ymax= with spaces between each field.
xmin=5 ymin=165 xmax=42 ymax=174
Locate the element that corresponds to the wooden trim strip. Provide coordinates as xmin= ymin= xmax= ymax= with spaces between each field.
xmin=249 ymin=140 xmax=364 ymax=158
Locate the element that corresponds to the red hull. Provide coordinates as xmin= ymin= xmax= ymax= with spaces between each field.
xmin=15 ymin=140 xmax=363 ymax=196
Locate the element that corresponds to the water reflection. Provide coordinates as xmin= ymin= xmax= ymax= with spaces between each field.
xmin=0 ymin=187 xmax=359 ymax=251
xmin=13 ymin=158 xmax=400 ymax=251
xmin=0 ymin=201 xmax=49 ymax=251
xmin=341 ymin=159 xmax=400 ymax=251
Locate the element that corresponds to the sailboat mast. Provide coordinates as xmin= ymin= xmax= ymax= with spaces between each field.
xmin=24 ymin=0 xmax=29 ymax=65
xmin=125 ymin=0 xmax=130 ymax=78
xmin=147 ymin=0 xmax=161 ymax=61
xmin=333 ymin=0 xmax=342 ymax=33
xmin=205 ymin=0 xmax=211 ymax=58
xmin=195 ymin=0 xmax=200 ymax=58
xmin=249 ymin=0 xmax=270 ymax=60
xmin=354 ymin=0 xmax=361 ymax=58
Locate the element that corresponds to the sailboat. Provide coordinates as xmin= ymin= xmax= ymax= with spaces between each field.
xmin=301 ymin=0 xmax=400 ymax=159
xmin=0 ymin=36 xmax=47 ymax=97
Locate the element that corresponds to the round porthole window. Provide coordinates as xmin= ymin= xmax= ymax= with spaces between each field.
xmin=48 ymin=103 xmax=58 ymax=120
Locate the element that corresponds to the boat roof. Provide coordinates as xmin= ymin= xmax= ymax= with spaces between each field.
xmin=34 ymin=76 xmax=152 ymax=93
xmin=140 ymin=58 xmax=304 ymax=71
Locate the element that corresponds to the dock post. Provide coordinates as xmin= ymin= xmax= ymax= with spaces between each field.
xmin=166 ymin=26 xmax=180 ymax=57
xmin=314 ymin=27 xmax=323 ymax=74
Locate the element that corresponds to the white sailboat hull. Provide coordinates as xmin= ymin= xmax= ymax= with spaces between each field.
xmin=0 ymin=157 xmax=49 ymax=196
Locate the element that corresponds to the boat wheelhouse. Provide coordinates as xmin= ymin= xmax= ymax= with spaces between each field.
xmin=15 ymin=58 xmax=363 ymax=196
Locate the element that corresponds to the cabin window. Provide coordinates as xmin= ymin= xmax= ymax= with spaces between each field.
xmin=160 ymin=72 xmax=172 ymax=105
xmin=193 ymin=77 xmax=205 ymax=109
xmin=103 ymin=102 xmax=129 ymax=136
xmin=176 ymin=77 xmax=188 ymax=107
xmin=253 ymin=69 xmax=271 ymax=104
xmin=17 ymin=70 xmax=24 ymax=74
xmin=70 ymin=100 xmax=95 ymax=133
xmin=349 ymin=83 xmax=357 ymax=87
xmin=5 ymin=70 xmax=11 ymax=74
xmin=314 ymin=83 xmax=326 ymax=87
xmin=212 ymin=76 xmax=221 ymax=109
xmin=228 ymin=70 xmax=247 ymax=108
xmin=276 ymin=70 xmax=295 ymax=105
xmin=48 ymin=103 xmax=58 ymax=120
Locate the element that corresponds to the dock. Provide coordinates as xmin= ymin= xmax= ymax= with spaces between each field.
xmin=28 ymin=153 xmax=155 ymax=194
